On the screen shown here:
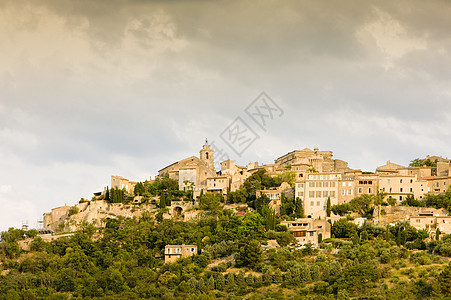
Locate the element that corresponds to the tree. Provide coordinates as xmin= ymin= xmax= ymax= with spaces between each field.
xmin=275 ymin=171 xmax=297 ymax=186
xmin=326 ymin=197 xmax=331 ymax=217
xmin=235 ymin=239 xmax=263 ymax=269
xmin=199 ymin=192 xmax=223 ymax=211
xmin=228 ymin=188 xmax=248 ymax=204
xmin=105 ymin=186 xmax=110 ymax=201
xmin=294 ymin=197 xmax=304 ymax=218
xmin=264 ymin=209 xmax=276 ymax=231
xmin=159 ymin=194 xmax=166 ymax=209
xmin=215 ymin=274 xmax=225 ymax=291
xmin=350 ymin=194 xmax=374 ymax=216
xmin=134 ymin=182 xmax=145 ymax=196
xmin=409 ymin=158 xmax=423 ymax=167
xmin=332 ymin=218 xmax=358 ymax=238
xmin=68 ymin=206 xmax=79 ymax=216
xmin=435 ymin=263 xmax=451 ymax=296
xmin=280 ymin=192 xmax=295 ymax=216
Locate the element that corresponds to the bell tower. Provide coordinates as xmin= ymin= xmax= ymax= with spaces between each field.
xmin=200 ymin=138 xmax=214 ymax=170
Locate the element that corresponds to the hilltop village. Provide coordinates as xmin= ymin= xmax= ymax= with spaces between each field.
xmin=43 ymin=141 xmax=451 ymax=244
xmin=3 ymin=142 xmax=451 ymax=299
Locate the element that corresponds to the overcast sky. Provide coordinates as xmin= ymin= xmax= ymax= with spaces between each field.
xmin=1 ymin=0 xmax=450 ymax=231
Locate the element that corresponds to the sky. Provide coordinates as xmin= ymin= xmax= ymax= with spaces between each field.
xmin=1 ymin=0 xmax=450 ymax=231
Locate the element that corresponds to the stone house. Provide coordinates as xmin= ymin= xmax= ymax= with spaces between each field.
xmin=164 ymin=244 xmax=197 ymax=263
xmin=280 ymin=218 xmax=330 ymax=247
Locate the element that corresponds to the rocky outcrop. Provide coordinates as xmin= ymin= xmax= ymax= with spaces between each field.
xmin=46 ymin=200 xmax=158 ymax=232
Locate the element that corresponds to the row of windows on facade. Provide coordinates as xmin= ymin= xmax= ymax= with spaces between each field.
xmin=304 ymin=182 xmax=337 ymax=188
xmin=293 ymin=231 xmax=315 ymax=237
xmin=310 ymin=201 xmax=324 ymax=207
xmin=384 ymin=179 xmax=414 ymax=184
xmin=300 ymin=191 xmax=336 ymax=198
xmin=166 ymin=247 xmax=196 ymax=254
xmin=307 ymin=174 xmax=341 ymax=180
xmin=380 ymin=187 xmax=414 ymax=193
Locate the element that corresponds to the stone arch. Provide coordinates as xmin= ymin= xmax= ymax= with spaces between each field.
xmin=173 ymin=206 xmax=183 ymax=216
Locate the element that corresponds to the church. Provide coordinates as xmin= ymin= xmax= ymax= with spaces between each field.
xmin=157 ymin=140 xmax=217 ymax=191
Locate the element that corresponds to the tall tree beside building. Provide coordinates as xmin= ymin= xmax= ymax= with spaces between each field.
xmin=294 ymin=197 xmax=304 ymax=218
xmin=105 ymin=186 xmax=110 ymax=201
xmin=326 ymin=197 xmax=331 ymax=217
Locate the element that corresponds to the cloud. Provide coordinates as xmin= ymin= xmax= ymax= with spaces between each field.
xmin=1 ymin=0 xmax=451 ymax=230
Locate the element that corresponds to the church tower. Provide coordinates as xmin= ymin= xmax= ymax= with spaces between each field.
xmin=200 ymin=139 xmax=215 ymax=170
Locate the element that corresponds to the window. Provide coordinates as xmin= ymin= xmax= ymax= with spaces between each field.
xmin=348 ymin=182 xmax=352 ymax=187
xmin=387 ymin=179 xmax=391 ymax=184
xmin=330 ymin=182 xmax=335 ymax=187
xmin=323 ymin=182 xmax=329 ymax=187
xmin=342 ymin=190 xmax=346 ymax=196
xmin=323 ymin=191 xmax=328 ymax=197
xmin=358 ymin=188 xmax=363 ymax=193
xmin=330 ymin=191 xmax=335 ymax=197
xmin=167 ymin=248 xmax=171 ymax=254
xmin=191 ymin=248 xmax=195 ymax=252
xmin=316 ymin=182 xmax=322 ymax=187
xmin=410 ymin=188 xmax=413 ymax=192
xmin=300 ymin=183 xmax=304 ymax=188
xmin=410 ymin=179 xmax=413 ymax=183
xmin=400 ymin=179 xmax=403 ymax=183
xmin=309 ymin=232 xmax=314 ymax=236
xmin=310 ymin=201 xmax=314 ymax=206
xmin=299 ymin=192 xmax=304 ymax=197
xmin=316 ymin=191 xmax=321 ymax=197
xmin=309 ymin=191 xmax=315 ymax=198
xmin=400 ymin=188 xmax=403 ymax=192
xmin=316 ymin=201 xmax=320 ymax=206
xmin=309 ymin=182 xmax=315 ymax=187
xmin=342 ymin=182 xmax=346 ymax=187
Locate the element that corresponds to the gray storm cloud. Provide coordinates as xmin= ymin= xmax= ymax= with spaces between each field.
xmin=0 ymin=0 xmax=450 ymax=230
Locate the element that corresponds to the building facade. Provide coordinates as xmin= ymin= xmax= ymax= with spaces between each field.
xmin=164 ymin=244 xmax=198 ymax=263
xmin=280 ymin=218 xmax=331 ymax=246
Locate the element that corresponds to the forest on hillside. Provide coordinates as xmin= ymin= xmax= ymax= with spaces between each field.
xmin=2 ymin=170 xmax=451 ymax=299
xmin=2 ymin=209 xmax=451 ymax=299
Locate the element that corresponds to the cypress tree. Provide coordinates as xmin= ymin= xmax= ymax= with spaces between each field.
xmin=215 ymin=274 xmax=225 ymax=290
xmin=159 ymin=194 xmax=166 ymax=209
xmin=105 ymin=186 xmax=110 ymax=202
xmin=295 ymin=197 xmax=304 ymax=217
xmin=207 ymin=276 xmax=215 ymax=290
xmin=326 ymin=197 xmax=331 ymax=217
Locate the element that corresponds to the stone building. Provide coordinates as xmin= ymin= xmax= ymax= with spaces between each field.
xmin=295 ymin=172 xmax=341 ymax=219
xmin=275 ymin=147 xmax=351 ymax=173
xmin=280 ymin=218 xmax=330 ymax=247
xmin=43 ymin=204 xmax=71 ymax=230
xmin=158 ymin=141 xmax=217 ymax=191
xmin=375 ymin=160 xmax=406 ymax=175
xmin=206 ymin=175 xmax=229 ymax=195
xmin=427 ymin=177 xmax=451 ymax=195
xmin=111 ymin=176 xmax=136 ymax=194
xmin=164 ymin=244 xmax=197 ymax=263
xmin=256 ymin=182 xmax=294 ymax=214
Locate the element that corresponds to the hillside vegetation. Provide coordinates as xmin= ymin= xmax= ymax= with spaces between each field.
xmin=2 ymin=208 xmax=451 ymax=299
